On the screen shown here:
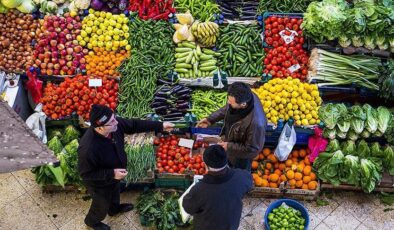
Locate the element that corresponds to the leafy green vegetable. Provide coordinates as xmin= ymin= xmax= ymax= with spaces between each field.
xmin=316 ymin=150 xmax=344 ymax=186
xmin=326 ymin=139 xmax=341 ymax=152
xmin=383 ymin=145 xmax=394 ymax=175
xmin=360 ymin=158 xmax=382 ymax=193
xmin=377 ymin=107 xmax=392 ymax=134
xmin=341 ymin=155 xmax=360 ymax=186
xmin=31 ymin=164 xmax=66 ymax=187
xmin=347 ymin=130 xmax=359 ymax=141
xmin=363 ymin=104 xmax=378 ymax=134
xmin=323 ymin=128 xmax=337 ymax=140
xmin=350 ymin=105 xmax=366 ymax=134
xmin=371 ymin=142 xmax=384 ymax=158
xmin=319 ymin=104 xmax=346 ymax=130
xmin=337 ymin=109 xmax=352 ymax=133
xmin=62 ymin=139 xmax=82 ymax=185
xmin=61 ymin=125 xmax=80 ymax=145
xmin=341 ymin=140 xmax=356 ymax=155
xmin=379 ymin=59 xmax=394 ymax=101
xmin=47 ymin=128 xmax=62 ymax=141
xmin=48 ymin=136 xmax=63 ymax=155
xmin=357 ymin=140 xmax=371 ymax=158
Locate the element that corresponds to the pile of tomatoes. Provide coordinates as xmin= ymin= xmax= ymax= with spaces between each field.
xmin=263 ymin=16 xmax=309 ymax=80
xmin=41 ymin=75 xmax=118 ymax=120
xmin=154 ymin=135 xmax=209 ymax=175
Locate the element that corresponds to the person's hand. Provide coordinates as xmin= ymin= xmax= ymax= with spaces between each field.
xmin=163 ymin=122 xmax=175 ymax=132
xmin=114 ymin=169 xmax=128 ymax=180
xmin=196 ymin=118 xmax=211 ymax=128
xmin=218 ymin=141 xmax=228 ymax=151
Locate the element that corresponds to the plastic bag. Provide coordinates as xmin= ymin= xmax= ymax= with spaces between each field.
xmin=25 ymin=103 xmax=47 ymax=143
xmin=274 ymin=123 xmax=296 ymax=161
xmin=308 ymin=127 xmax=328 ymax=163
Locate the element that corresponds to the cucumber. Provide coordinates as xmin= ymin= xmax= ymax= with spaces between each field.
xmin=185 ymin=52 xmax=193 ymax=64
xmin=176 ymin=56 xmax=187 ymax=63
xmin=176 ymin=47 xmax=193 ymax=53
xmin=175 ymin=63 xmax=192 ymax=69
xmin=175 ymin=52 xmax=191 ymax=58
xmin=196 ymin=45 xmax=202 ymax=56
xmin=182 ymin=42 xmax=196 ymax=49
xmin=200 ymin=61 xmax=217 ymax=67
xmin=200 ymin=66 xmax=217 ymax=71
xmin=200 ymin=54 xmax=214 ymax=61
xmin=174 ymin=68 xmax=189 ymax=73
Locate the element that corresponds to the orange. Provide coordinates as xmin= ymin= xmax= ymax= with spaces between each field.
xmin=310 ymin=172 xmax=317 ymax=181
xmin=285 ymin=159 xmax=293 ymax=167
xmin=294 ymin=172 xmax=303 ymax=181
xmin=290 ymin=185 xmax=296 ymax=189
xmin=304 ymin=157 xmax=311 ymax=165
xmin=266 ymin=162 xmax=273 ymax=170
xmin=303 ymin=176 xmax=311 ymax=184
xmin=252 ymin=173 xmax=259 ymax=181
xmin=262 ymin=179 xmax=269 ymax=187
xmin=274 ymin=163 xmax=279 ymax=169
xmin=269 ymin=182 xmax=278 ymax=188
xmin=289 ymin=179 xmax=296 ymax=186
xmin=308 ymin=181 xmax=318 ymax=190
xmin=299 ymin=149 xmax=307 ymax=158
xmin=296 ymin=180 xmax=303 ymax=188
xmin=263 ymin=148 xmax=271 ymax=156
xmin=302 ymin=184 xmax=309 ymax=190
xmin=292 ymin=157 xmax=299 ymax=164
xmin=263 ymin=175 xmax=269 ymax=180
xmin=274 ymin=169 xmax=282 ymax=176
xmin=279 ymin=163 xmax=286 ymax=170
xmin=297 ymin=163 xmax=305 ymax=173
xmin=255 ymin=177 xmax=264 ymax=187
xmin=286 ymin=170 xmax=295 ymax=180
xmin=264 ymin=169 xmax=270 ymax=175
xmin=280 ymin=175 xmax=287 ymax=182
xmin=257 ymin=170 xmax=263 ymax=177
xmin=303 ymin=166 xmax=312 ymax=176
xmin=269 ymin=174 xmax=279 ymax=182
xmin=267 ymin=154 xmax=278 ymax=163
xmin=252 ymin=161 xmax=259 ymax=170
xmin=259 ymin=153 xmax=265 ymax=160
xmin=292 ymin=150 xmax=299 ymax=158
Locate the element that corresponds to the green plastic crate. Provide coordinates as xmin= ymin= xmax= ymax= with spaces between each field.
xmin=155 ymin=176 xmax=192 ymax=190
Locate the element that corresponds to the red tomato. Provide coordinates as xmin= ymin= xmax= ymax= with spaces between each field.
xmin=168 ymin=160 xmax=174 ymax=167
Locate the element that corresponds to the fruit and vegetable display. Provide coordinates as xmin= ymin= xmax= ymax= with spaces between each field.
xmin=267 ymin=204 xmax=306 ymax=230
xmin=189 ymin=90 xmax=227 ymax=120
xmin=191 ymin=21 xmax=219 ymax=47
xmin=129 ymin=0 xmax=175 ymax=20
xmin=79 ymin=9 xmax=130 ymax=51
xmin=151 ymin=84 xmax=191 ymax=120
xmin=85 ymin=48 xmax=129 ymax=77
xmin=41 ymin=75 xmax=118 ymax=120
xmin=378 ymin=59 xmax=394 ymax=101
xmin=217 ymin=0 xmax=259 ymax=20
xmin=218 ymin=23 xmax=264 ymax=77
xmin=302 ymin=0 xmax=394 ymax=51
xmin=318 ymin=103 xmax=392 ymax=140
xmin=175 ymin=0 xmax=219 ymax=22
xmin=32 ymin=125 xmax=82 ymax=187
xmin=33 ymin=13 xmax=86 ymax=76
xmin=252 ymin=148 xmax=318 ymax=190
xmin=117 ymin=17 xmax=174 ymax=118
xmin=0 ymin=10 xmax=40 ymax=72
xmin=0 ymin=0 xmax=37 ymax=13
xmin=253 ymin=77 xmax=322 ymax=125
xmin=91 ymin=0 xmax=128 ymax=14
xmin=258 ymin=0 xmax=315 ymax=13
xmin=154 ymin=135 xmax=208 ymax=175
xmin=174 ymin=41 xmax=220 ymax=78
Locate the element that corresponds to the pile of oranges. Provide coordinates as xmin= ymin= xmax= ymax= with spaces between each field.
xmin=85 ymin=47 xmax=130 ymax=78
xmin=252 ymin=148 xmax=318 ymax=190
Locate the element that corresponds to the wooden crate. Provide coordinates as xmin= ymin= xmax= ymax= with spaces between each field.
xmin=282 ymin=182 xmax=321 ymax=201
xmin=248 ymin=182 xmax=320 ymax=201
xmin=248 ymin=183 xmax=285 ymax=199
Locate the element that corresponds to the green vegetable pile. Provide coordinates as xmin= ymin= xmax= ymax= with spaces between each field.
xmin=32 ymin=125 xmax=82 ymax=188
xmin=189 ymin=90 xmax=227 ymax=120
xmin=217 ymin=23 xmax=264 ymax=77
xmin=257 ymin=0 xmax=315 ymax=14
xmin=379 ymin=59 xmax=394 ymax=101
xmin=302 ymin=0 xmax=394 ymax=51
xmin=319 ymin=103 xmax=392 ymax=141
xmin=136 ymin=190 xmax=185 ymax=230
xmin=118 ymin=17 xmax=175 ymax=118
xmin=175 ymin=0 xmax=220 ymax=22
xmin=267 ymin=204 xmax=306 ymax=230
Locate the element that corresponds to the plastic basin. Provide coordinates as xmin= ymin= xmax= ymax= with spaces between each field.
xmin=264 ymin=199 xmax=309 ymax=230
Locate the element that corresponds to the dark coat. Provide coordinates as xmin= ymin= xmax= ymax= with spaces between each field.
xmin=182 ymin=168 xmax=253 ymax=230
xmin=78 ymin=117 xmax=163 ymax=187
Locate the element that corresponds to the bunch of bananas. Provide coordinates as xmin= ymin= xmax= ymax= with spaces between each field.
xmin=191 ymin=21 xmax=219 ymax=47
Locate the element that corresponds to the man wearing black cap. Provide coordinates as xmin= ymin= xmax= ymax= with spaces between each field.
xmin=182 ymin=145 xmax=253 ymax=230
xmin=196 ymin=82 xmax=267 ymax=170
xmin=78 ymin=104 xmax=174 ymax=230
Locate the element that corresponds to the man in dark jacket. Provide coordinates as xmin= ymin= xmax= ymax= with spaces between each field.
xmin=182 ymin=145 xmax=253 ymax=230
xmin=196 ymin=82 xmax=267 ymax=170
xmin=78 ymin=104 xmax=174 ymax=230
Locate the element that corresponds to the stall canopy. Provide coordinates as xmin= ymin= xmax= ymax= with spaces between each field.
xmin=0 ymin=100 xmax=58 ymax=173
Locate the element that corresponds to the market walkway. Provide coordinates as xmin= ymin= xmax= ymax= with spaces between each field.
xmin=0 ymin=169 xmax=393 ymax=230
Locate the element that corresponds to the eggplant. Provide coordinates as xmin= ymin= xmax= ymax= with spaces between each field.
xmin=155 ymin=91 xmax=171 ymax=98
xmin=153 ymin=96 xmax=173 ymax=103
xmin=151 ymin=101 xmax=169 ymax=108
xmin=176 ymin=103 xmax=190 ymax=110
xmin=157 ymin=78 xmax=172 ymax=85
xmin=163 ymin=112 xmax=184 ymax=118
xmin=152 ymin=105 xmax=170 ymax=111
xmin=176 ymin=88 xmax=192 ymax=96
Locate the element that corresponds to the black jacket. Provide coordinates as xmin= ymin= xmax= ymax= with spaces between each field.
xmin=78 ymin=117 xmax=163 ymax=187
xmin=182 ymin=168 xmax=253 ymax=230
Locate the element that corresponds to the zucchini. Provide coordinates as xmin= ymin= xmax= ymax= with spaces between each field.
xmin=176 ymin=47 xmax=193 ymax=53
xmin=174 ymin=68 xmax=189 ymax=73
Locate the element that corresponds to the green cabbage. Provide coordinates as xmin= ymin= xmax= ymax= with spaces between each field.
xmin=319 ymin=103 xmax=346 ymax=130
xmin=337 ymin=113 xmax=352 ymax=133
xmin=361 ymin=130 xmax=371 ymax=139
xmin=339 ymin=35 xmax=351 ymax=47
xmin=360 ymin=158 xmax=382 ymax=193
xmin=357 ymin=140 xmax=371 ymax=158
xmin=61 ymin=125 xmax=80 ymax=145
xmin=62 ymin=139 xmax=81 ymax=185
xmin=1 ymin=0 xmax=23 ymax=8
xmin=64 ymin=139 xmax=79 ymax=155
xmin=341 ymin=140 xmax=356 ymax=155
xmin=48 ymin=136 xmax=63 ymax=155
xmin=363 ymin=104 xmax=378 ymax=134
xmin=376 ymin=106 xmax=391 ymax=134
xmin=364 ymin=36 xmax=376 ymax=50
xmin=326 ymin=139 xmax=341 ymax=152
xmin=350 ymin=105 xmax=366 ymax=134
xmin=341 ymin=155 xmax=360 ymax=186
xmin=347 ymin=130 xmax=359 ymax=141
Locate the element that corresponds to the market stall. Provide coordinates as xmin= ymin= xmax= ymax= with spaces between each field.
xmin=1 ymin=0 xmax=393 ymax=229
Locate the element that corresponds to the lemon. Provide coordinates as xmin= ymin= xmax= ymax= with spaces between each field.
xmin=84 ymin=36 xmax=90 ymax=42
xmin=281 ymin=99 xmax=287 ymax=105
xmin=287 ymin=103 xmax=293 ymax=110
xmin=125 ymin=45 xmax=131 ymax=51
xmin=271 ymin=117 xmax=278 ymax=124
xmin=291 ymin=91 xmax=299 ymax=98
xmin=105 ymin=35 xmax=112 ymax=41
xmin=288 ymin=110 xmax=294 ymax=117
xmin=293 ymin=105 xmax=299 ymax=110
xmin=266 ymin=113 xmax=271 ymax=119
xmin=279 ymin=104 xmax=284 ymax=110
xmin=306 ymin=114 xmax=312 ymax=120
xmin=87 ymin=43 xmax=93 ymax=49
xmin=105 ymin=12 xmax=112 ymax=19
xmin=279 ymin=114 xmax=284 ymax=119
xmin=89 ymin=9 xmax=95 ymax=14
xmin=300 ymin=105 xmax=306 ymax=112
xmin=312 ymin=111 xmax=318 ymax=119
xmin=301 ymin=114 xmax=306 ymax=119
xmin=98 ymin=17 xmax=104 ymax=23
xmin=94 ymin=11 xmax=100 ymax=17
xmin=271 ymin=101 xmax=277 ymax=107
xmin=88 ymin=51 xmax=94 ymax=56
xmin=285 ymin=115 xmax=290 ymax=121
xmin=271 ymin=110 xmax=278 ymax=116
xmin=91 ymin=40 xmax=98 ymax=47
xmin=123 ymin=17 xmax=129 ymax=24
xmin=301 ymin=119 xmax=309 ymax=126
xmin=294 ymin=115 xmax=300 ymax=121
xmin=98 ymin=35 xmax=105 ymax=41
xmin=124 ymin=33 xmax=130 ymax=38
xmin=100 ymin=11 xmax=106 ymax=18
xmin=296 ymin=120 xmax=302 ymax=126
xmin=291 ymin=98 xmax=297 ymax=104
xmin=311 ymin=90 xmax=319 ymax=97
xmin=97 ymin=29 xmax=103 ymax=35
xmin=309 ymin=119 xmax=316 ymax=125
xmin=287 ymin=86 xmax=294 ymax=92
xmin=112 ymin=46 xmax=118 ymax=51
xmin=121 ymin=40 xmax=128 ymax=46
xmin=79 ymin=40 xmax=86 ymax=46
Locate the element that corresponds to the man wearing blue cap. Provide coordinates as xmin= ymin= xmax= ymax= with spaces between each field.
xmin=78 ymin=104 xmax=174 ymax=230
xmin=182 ymin=145 xmax=253 ymax=230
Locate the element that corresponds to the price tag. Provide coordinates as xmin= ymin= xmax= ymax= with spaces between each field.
xmin=178 ymin=138 xmax=194 ymax=149
xmin=260 ymin=32 xmax=265 ymax=44
xmin=279 ymin=29 xmax=298 ymax=44
xmin=288 ymin=64 xmax=301 ymax=73
xmin=88 ymin=79 xmax=102 ymax=87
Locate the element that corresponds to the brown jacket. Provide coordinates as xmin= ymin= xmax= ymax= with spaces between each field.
xmin=207 ymin=93 xmax=267 ymax=163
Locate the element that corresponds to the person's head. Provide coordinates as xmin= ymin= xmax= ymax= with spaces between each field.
xmin=90 ymin=104 xmax=118 ymax=134
xmin=227 ymin=82 xmax=253 ymax=109
xmin=203 ymin=145 xmax=228 ymax=172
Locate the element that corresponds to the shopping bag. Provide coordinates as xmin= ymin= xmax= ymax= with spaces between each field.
xmin=274 ymin=123 xmax=296 ymax=161
xmin=25 ymin=104 xmax=47 ymax=143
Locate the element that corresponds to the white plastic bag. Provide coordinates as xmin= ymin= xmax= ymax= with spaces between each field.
xmin=274 ymin=123 xmax=296 ymax=161
xmin=25 ymin=103 xmax=47 ymax=144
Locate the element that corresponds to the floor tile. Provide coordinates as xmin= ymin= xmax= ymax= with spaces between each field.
xmin=314 ymin=222 xmax=332 ymax=230
xmin=323 ymin=205 xmax=361 ymax=230
xmin=242 ymin=197 xmax=263 ymax=218
xmin=0 ymin=193 xmax=57 ymax=230
xmin=362 ymin=208 xmax=394 ymax=230
xmin=243 ymin=201 xmax=267 ymax=229
xmin=11 ymin=169 xmax=38 ymax=192
xmin=0 ymin=174 xmax=26 ymax=208
xmin=300 ymin=198 xmax=339 ymax=223
xmin=238 ymin=218 xmax=255 ymax=230
xmin=309 ymin=212 xmax=323 ymax=230
xmin=356 ymin=223 xmax=370 ymax=230
xmin=0 ymin=172 xmax=12 ymax=183
xmin=107 ymin=214 xmax=133 ymax=230
xmin=59 ymin=210 xmax=89 ymax=230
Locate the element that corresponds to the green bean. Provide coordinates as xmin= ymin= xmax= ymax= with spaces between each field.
xmin=175 ymin=0 xmax=220 ymax=21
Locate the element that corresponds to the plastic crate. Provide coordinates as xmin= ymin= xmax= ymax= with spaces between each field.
xmin=190 ymin=127 xmax=222 ymax=135
xmin=46 ymin=114 xmax=80 ymax=128
xmin=155 ymin=177 xmax=192 ymax=190
xmin=261 ymin=12 xmax=304 ymax=48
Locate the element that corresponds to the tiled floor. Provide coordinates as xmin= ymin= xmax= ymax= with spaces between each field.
xmin=0 ymin=170 xmax=393 ymax=230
